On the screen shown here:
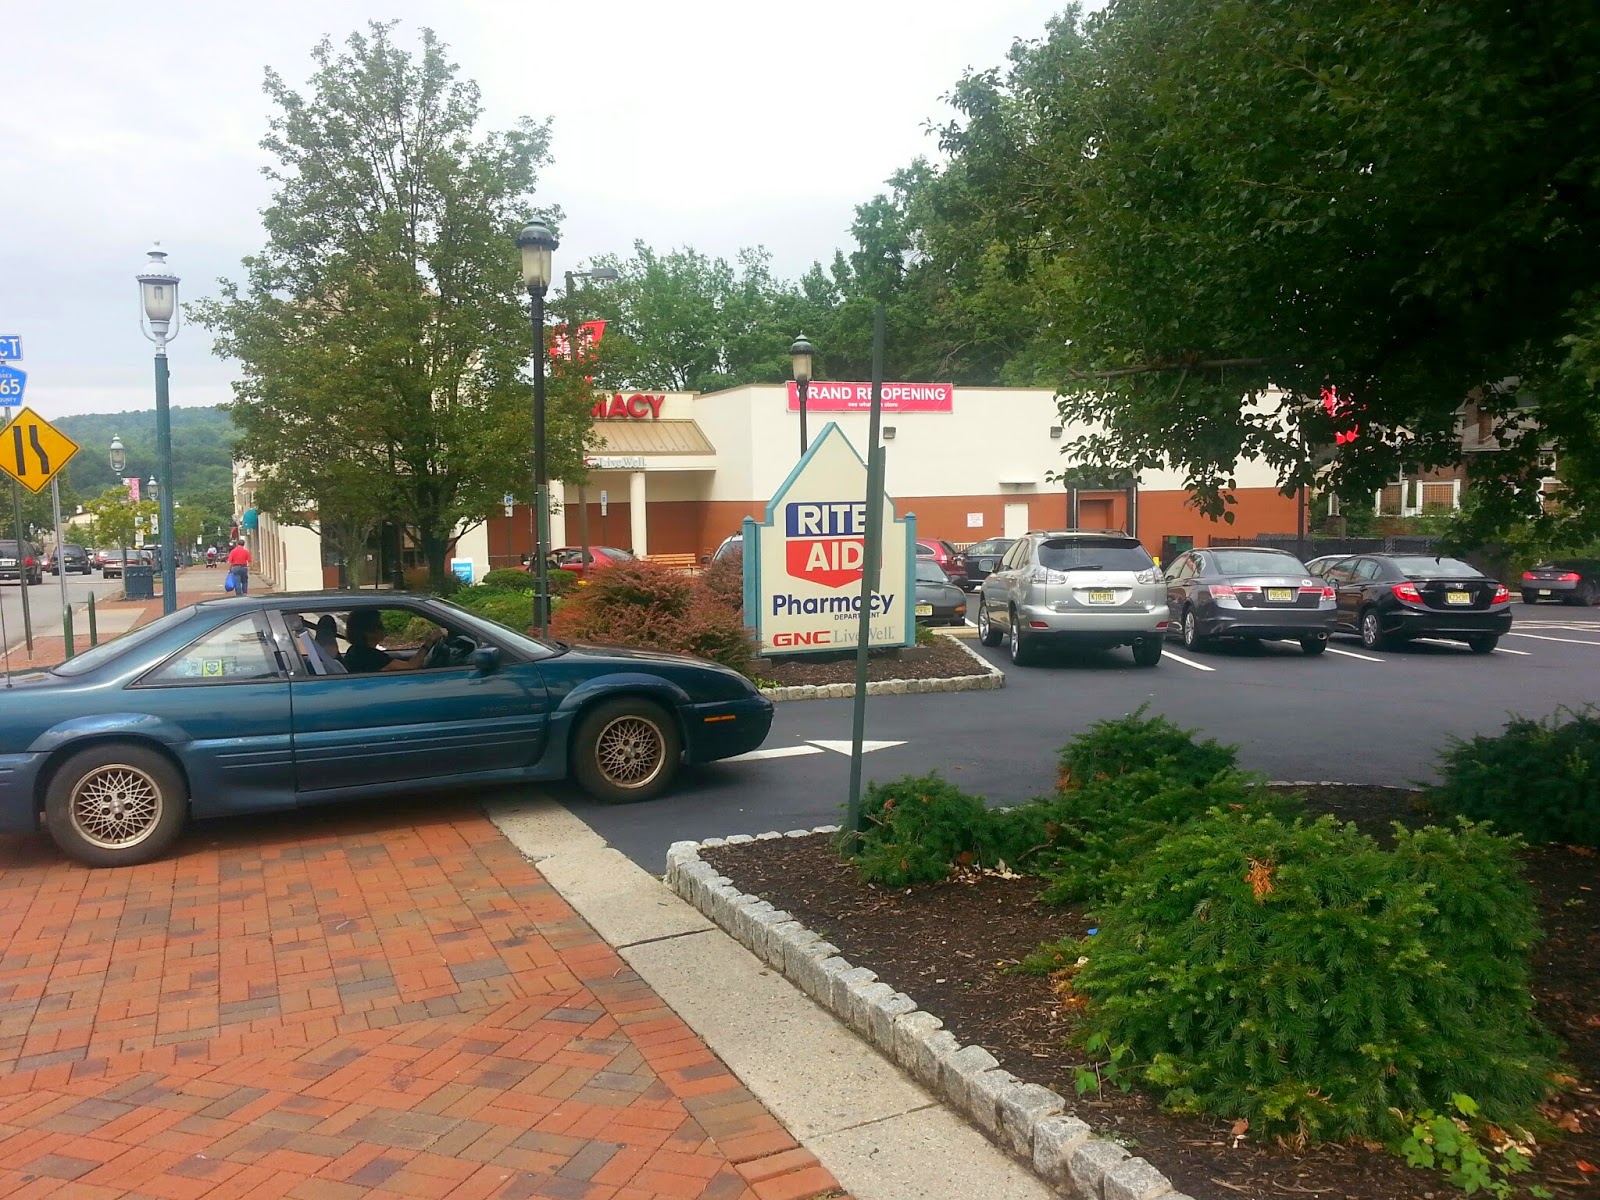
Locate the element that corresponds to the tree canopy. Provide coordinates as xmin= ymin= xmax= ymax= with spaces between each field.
xmin=193 ymin=22 xmax=582 ymax=587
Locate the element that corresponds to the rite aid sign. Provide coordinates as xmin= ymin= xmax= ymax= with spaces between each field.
xmin=743 ymin=422 xmax=915 ymax=654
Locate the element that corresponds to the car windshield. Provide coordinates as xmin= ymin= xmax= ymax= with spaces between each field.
xmin=49 ymin=606 xmax=200 ymax=677
xmin=1390 ymin=556 xmax=1482 ymax=578
xmin=1210 ymin=550 xmax=1305 ymax=575
xmin=915 ymin=560 xmax=949 ymax=583
xmin=433 ymin=598 xmax=565 ymax=658
xmin=1037 ymin=539 xmax=1152 ymax=571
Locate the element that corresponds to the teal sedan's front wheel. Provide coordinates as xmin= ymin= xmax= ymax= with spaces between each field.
xmin=44 ymin=743 xmax=188 ymax=867
xmin=573 ymin=698 xmax=682 ymax=803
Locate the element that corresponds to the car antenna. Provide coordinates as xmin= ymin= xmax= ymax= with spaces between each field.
xmin=0 ymin=572 xmax=11 ymax=687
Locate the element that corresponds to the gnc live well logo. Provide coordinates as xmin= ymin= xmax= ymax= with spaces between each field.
xmin=784 ymin=501 xmax=867 ymax=588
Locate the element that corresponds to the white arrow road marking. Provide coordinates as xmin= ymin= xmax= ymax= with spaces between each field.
xmin=1324 ymin=646 xmax=1385 ymax=662
xmin=1493 ymin=646 xmax=1533 ymax=655
xmin=806 ymin=739 xmax=908 ymax=755
xmin=1505 ymin=631 xmax=1600 ymax=647
xmin=1160 ymin=650 xmax=1216 ymax=672
xmin=722 ymin=744 xmax=827 ymax=764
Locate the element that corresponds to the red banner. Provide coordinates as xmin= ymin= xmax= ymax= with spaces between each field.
xmin=551 ymin=320 xmax=606 ymax=361
xmin=786 ymin=381 xmax=953 ymax=413
xmin=1321 ymin=386 xmax=1358 ymax=444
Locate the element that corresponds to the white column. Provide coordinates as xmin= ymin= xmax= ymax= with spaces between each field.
xmin=548 ymin=480 xmax=568 ymax=548
xmin=629 ymin=470 xmax=648 ymax=556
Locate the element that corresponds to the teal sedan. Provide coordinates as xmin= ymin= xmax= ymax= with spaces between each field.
xmin=0 ymin=593 xmax=773 ymax=867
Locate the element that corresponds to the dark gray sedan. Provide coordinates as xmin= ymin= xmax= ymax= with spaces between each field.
xmin=1164 ymin=547 xmax=1336 ymax=655
xmin=958 ymin=537 xmax=1015 ymax=592
xmin=914 ymin=558 xmax=968 ymax=626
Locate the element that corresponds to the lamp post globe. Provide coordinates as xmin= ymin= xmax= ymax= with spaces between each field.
xmin=516 ymin=219 xmax=560 ymax=635
xmin=137 ymin=245 xmax=181 ymax=613
xmin=790 ymin=334 xmax=814 ymax=456
xmin=108 ymin=435 xmax=125 ymax=474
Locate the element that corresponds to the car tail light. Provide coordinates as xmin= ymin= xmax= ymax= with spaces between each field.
xmin=1029 ymin=620 xmax=1049 ymax=629
xmin=23 ymin=557 xmax=34 ymax=567
xmin=1492 ymin=584 xmax=1511 ymax=605
xmin=1522 ymin=571 xmax=1537 ymax=581
xmin=1392 ymin=582 xmax=1423 ymax=603
xmin=1209 ymin=583 xmax=1235 ymax=596
xmin=1559 ymin=572 xmax=1581 ymax=582
xmin=1135 ymin=568 xmax=1160 ymax=584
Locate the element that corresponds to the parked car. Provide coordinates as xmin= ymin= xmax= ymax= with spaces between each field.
xmin=100 ymin=549 xmax=137 ymax=579
xmin=0 ymin=592 xmax=775 ymax=867
xmin=1303 ymin=554 xmax=1349 ymax=578
xmin=92 ymin=548 xmax=115 ymax=569
xmin=544 ymin=545 xmax=634 ymax=579
xmin=1320 ymin=554 xmax=1513 ymax=653
xmin=1162 ymin=547 xmax=1335 ymax=655
xmin=51 ymin=543 xmax=91 ymax=575
xmin=0 ymin=540 xmax=42 ymax=586
xmin=1520 ymin=559 xmax=1600 ymax=606
xmin=915 ymin=538 xmax=966 ymax=585
xmin=914 ymin=558 xmax=968 ymax=626
xmin=705 ymin=534 xmax=743 ymax=565
xmin=976 ymin=531 xmax=1166 ymax=666
xmin=958 ymin=537 xmax=1014 ymax=592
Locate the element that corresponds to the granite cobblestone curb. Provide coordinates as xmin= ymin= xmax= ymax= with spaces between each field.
xmin=759 ymin=630 xmax=1004 ymax=702
xmin=665 ymin=829 xmax=1195 ymax=1200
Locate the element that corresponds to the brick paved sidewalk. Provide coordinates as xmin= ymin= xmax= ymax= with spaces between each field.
xmin=0 ymin=803 xmax=849 ymax=1200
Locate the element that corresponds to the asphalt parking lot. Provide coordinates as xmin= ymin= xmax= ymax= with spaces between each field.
xmin=569 ymin=603 xmax=1600 ymax=872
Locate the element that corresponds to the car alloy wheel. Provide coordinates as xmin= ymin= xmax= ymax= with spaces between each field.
xmin=1008 ymin=611 xmax=1034 ymax=665
xmin=70 ymin=764 xmax=164 ymax=850
xmin=978 ymin=603 xmax=1003 ymax=647
xmin=43 ymin=743 xmax=189 ymax=867
xmin=594 ymin=714 xmax=668 ymax=790
xmin=1182 ymin=609 xmax=1199 ymax=649
xmin=1360 ymin=609 xmax=1383 ymax=650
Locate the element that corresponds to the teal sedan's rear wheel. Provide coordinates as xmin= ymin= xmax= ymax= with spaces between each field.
xmin=573 ymin=698 xmax=682 ymax=803
xmin=44 ymin=744 xmax=188 ymax=867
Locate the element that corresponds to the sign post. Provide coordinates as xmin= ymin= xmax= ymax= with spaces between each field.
xmin=51 ymin=479 xmax=69 ymax=654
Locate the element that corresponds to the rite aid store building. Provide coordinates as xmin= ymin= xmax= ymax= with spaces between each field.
xmin=482 ymin=383 xmax=1298 ymax=571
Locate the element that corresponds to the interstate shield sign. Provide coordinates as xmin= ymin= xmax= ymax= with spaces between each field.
xmin=744 ymin=422 xmax=916 ymax=655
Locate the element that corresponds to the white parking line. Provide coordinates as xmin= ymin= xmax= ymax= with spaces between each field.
xmin=722 ymin=745 xmax=826 ymax=763
xmin=1323 ymin=646 xmax=1385 ymax=662
xmin=1505 ymin=631 xmax=1600 ymax=647
xmin=1161 ymin=649 xmax=1216 ymax=672
xmin=1493 ymin=646 xmax=1533 ymax=656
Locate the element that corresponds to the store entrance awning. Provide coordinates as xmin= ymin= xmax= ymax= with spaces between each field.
xmin=586 ymin=419 xmax=715 ymax=456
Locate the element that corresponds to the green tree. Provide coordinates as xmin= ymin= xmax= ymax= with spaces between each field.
xmin=84 ymin=487 xmax=157 ymax=551
xmin=192 ymin=22 xmax=581 ymax=589
xmin=930 ymin=0 xmax=1600 ymax=539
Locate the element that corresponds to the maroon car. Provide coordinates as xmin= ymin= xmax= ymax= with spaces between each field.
xmin=915 ymin=538 xmax=967 ymax=586
xmin=543 ymin=546 xmax=635 ymax=580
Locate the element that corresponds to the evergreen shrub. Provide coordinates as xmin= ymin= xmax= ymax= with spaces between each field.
xmin=1057 ymin=705 xmax=1237 ymax=793
xmin=453 ymin=589 xmax=533 ymax=632
xmin=1429 ymin=707 xmax=1600 ymax=846
xmin=1071 ymin=810 xmax=1553 ymax=1144
xmin=480 ymin=568 xmax=534 ymax=592
xmin=847 ymin=775 xmax=998 ymax=886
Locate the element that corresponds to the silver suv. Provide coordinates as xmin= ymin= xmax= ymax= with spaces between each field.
xmin=976 ymin=531 xmax=1167 ymax=666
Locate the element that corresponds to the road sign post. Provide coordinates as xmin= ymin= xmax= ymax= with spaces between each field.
xmin=51 ymin=479 xmax=69 ymax=655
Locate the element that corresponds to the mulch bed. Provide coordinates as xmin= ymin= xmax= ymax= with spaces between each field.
xmin=756 ymin=634 xmax=985 ymax=687
xmin=703 ymin=785 xmax=1599 ymax=1200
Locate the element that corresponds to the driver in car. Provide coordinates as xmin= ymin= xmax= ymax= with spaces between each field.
xmin=341 ymin=609 xmax=446 ymax=674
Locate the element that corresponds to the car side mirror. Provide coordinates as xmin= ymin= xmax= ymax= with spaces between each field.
xmin=469 ymin=646 xmax=501 ymax=674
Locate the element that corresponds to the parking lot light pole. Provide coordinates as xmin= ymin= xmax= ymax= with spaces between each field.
xmin=108 ymin=436 xmax=127 ymax=571
xmin=517 ymin=219 xmax=560 ymax=636
xmin=790 ymin=334 xmax=813 ymax=457
xmin=137 ymin=247 xmax=180 ymax=615
xmin=565 ymin=266 xmax=620 ymax=575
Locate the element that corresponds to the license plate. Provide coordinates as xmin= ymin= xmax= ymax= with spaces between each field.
xmin=1266 ymin=588 xmax=1293 ymax=602
xmin=1087 ymin=590 xmax=1115 ymax=605
xmin=1539 ymin=589 xmax=1551 ymax=596
xmin=1446 ymin=591 xmax=1471 ymax=605
xmin=915 ymin=604 xmax=933 ymax=616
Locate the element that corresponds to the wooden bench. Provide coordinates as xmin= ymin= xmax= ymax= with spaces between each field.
xmin=643 ymin=553 xmax=702 ymax=574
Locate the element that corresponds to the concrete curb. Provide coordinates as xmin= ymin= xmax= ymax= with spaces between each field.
xmin=666 ymin=830 xmax=1196 ymax=1200
xmin=760 ymin=632 xmax=1005 ymax=703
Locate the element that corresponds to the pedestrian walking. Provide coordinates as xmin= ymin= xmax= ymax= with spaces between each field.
xmin=227 ymin=541 xmax=252 ymax=595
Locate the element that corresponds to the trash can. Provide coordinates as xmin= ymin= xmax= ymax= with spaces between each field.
xmin=123 ymin=564 xmax=155 ymax=600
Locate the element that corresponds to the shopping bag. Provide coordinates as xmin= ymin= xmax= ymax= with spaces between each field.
xmin=224 ymin=570 xmax=235 ymax=593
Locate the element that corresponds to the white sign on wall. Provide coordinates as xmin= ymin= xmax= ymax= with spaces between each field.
xmin=743 ymin=422 xmax=915 ymax=654
xmin=966 ymin=512 xmax=983 ymax=528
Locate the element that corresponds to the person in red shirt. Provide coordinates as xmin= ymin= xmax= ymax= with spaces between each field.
xmin=226 ymin=541 xmax=252 ymax=595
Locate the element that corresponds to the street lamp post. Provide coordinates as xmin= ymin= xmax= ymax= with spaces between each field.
xmin=790 ymin=334 xmax=814 ymax=457
xmin=564 ymin=266 xmax=620 ymax=575
xmin=137 ymin=247 xmax=180 ymax=614
xmin=108 ymin=437 xmax=127 ymax=568
xmin=517 ymin=219 xmax=560 ymax=636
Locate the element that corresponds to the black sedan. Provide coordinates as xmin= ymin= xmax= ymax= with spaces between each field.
xmin=1520 ymin=559 xmax=1600 ymax=606
xmin=958 ymin=537 xmax=1014 ymax=592
xmin=0 ymin=593 xmax=774 ymax=866
xmin=1320 ymin=554 xmax=1512 ymax=653
xmin=914 ymin=559 xmax=968 ymax=626
xmin=1163 ymin=547 xmax=1335 ymax=655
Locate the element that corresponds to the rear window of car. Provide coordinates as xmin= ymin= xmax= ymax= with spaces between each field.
xmin=915 ymin=543 xmax=938 ymax=557
xmin=914 ymin=560 xmax=949 ymax=583
xmin=1037 ymin=539 xmax=1153 ymax=571
xmin=1390 ymin=556 xmax=1482 ymax=578
xmin=1209 ymin=550 xmax=1305 ymax=575
xmin=50 ymin=607 xmax=199 ymax=677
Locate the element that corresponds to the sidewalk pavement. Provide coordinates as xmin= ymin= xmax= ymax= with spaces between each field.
xmin=0 ymin=799 xmax=854 ymax=1200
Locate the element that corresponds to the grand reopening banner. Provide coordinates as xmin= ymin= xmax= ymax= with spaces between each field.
xmin=743 ymin=423 xmax=916 ymax=654
xmin=785 ymin=381 xmax=953 ymax=413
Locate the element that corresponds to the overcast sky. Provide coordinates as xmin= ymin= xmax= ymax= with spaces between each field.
xmin=0 ymin=0 xmax=1067 ymax=424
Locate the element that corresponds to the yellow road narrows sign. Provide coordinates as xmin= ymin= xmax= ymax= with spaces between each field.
xmin=0 ymin=406 xmax=80 ymax=493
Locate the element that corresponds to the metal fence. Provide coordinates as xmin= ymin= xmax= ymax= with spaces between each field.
xmin=1208 ymin=533 xmax=1440 ymax=556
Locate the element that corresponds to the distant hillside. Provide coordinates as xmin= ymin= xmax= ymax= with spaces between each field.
xmin=58 ymin=406 xmax=236 ymax=503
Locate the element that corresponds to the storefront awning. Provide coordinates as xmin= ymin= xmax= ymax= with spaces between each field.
xmin=586 ymin=419 xmax=715 ymax=456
